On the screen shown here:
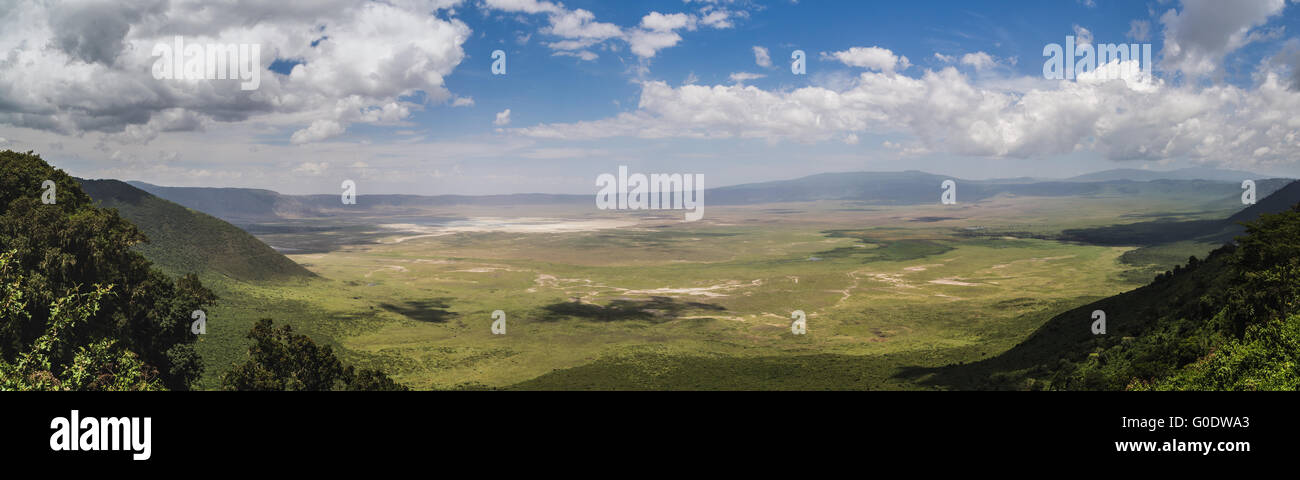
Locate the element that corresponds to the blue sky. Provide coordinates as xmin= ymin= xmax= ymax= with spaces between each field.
xmin=2 ymin=0 xmax=1300 ymax=194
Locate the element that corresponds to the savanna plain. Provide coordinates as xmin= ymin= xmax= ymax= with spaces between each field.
xmin=191 ymin=191 xmax=1235 ymax=390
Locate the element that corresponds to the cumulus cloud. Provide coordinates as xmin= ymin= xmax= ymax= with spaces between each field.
xmin=1159 ymin=0 xmax=1288 ymax=78
xmin=753 ymin=46 xmax=772 ymax=67
xmin=824 ymin=46 xmax=910 ymax=73
xmin=480 ymin=2 xmax=742 ymax=60
xmin=641 ymin=12 xmax=696 ymax=32
xmin=514 ymin=45 xmax=1300 ymax=168
xmin=625 ymin=10 xmax=734 ymax=59
xmin=0 ymin=0 xmax=470 ymax=144
xmin=960 ymin=52 xmax=996 ymax=71
xmin=494 ymin=109 xmax=512 ymax=126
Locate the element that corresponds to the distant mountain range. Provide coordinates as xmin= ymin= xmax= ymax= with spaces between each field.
xmin=127 ymin=181 xmax=584 ymax=223
xmin=79 ymin=179 xmax=314 ymax=282
xmin=128 ymin=167 xmax=1294 ymax=224
xmin=1063 ymin=167 xmax=1271 ymax=183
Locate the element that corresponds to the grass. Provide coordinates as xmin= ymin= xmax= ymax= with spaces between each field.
xmin=170 ymin=189 xmax=1262 ymax=390
xmin=169 ymin=195 xmax=1200 ymax=390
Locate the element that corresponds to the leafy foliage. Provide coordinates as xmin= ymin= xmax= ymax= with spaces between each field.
xmin=1139 ymin=314 xmax=1300 ymax=390
xmin=0 ymin=251 xmax=163 ymax=390
xmin=0 ymin=150 xmax=215 ymax=389
xmin=1018 ymin=205 xmax=1300 ymax=390
xmin=221 ymin=319 xmax=406 ymax=391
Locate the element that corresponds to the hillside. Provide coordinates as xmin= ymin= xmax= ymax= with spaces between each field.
xmin=79 ymin=179 xmax=314 ymax=282
xmin=909 ymin=187 xmax=1300 ymax=390
xmin=127 ymin=182 xmax=320 ymax=223
xmin=1227 ymin=179 xmax=1300 ymax=224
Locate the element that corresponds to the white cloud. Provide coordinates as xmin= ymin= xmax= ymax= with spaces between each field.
xmin=480 ymin=0 xmax=562 ymax=15
xmin=753 ymin=46 xmax=772 ymax=68
xmin=1159 ymin=0 xmax=1288 ymax=78
xmin=960 ymin=52 xmax=996 ymax=71
xmin=494 ymin=109 xmax=512 ymax=126
xmin=513 ymin=61 xmax=1300 ymax=168
xmin=293 ymin=161 xmax=330 ymax=176
xmin=553 ymin=50 xmax=599 ymax=61
xmin=481 ymin=3 xmax=744 ymax=60
xmin=291 ymin=120 xmax=346 ymax=145
xmin=545 ymin=9 xmax=623 ymax=44
xmin=824 ymin=46 xmax=911 ymax=73
xmin=626 ymin=29 xmax=685 ymax=58
xmin=641 ymin=12 xmax=696 ymax=32
xmin=0 ymin=0 xmax=470 ymax=144
xmin=729 ymin=72 xmax=766 ymax=83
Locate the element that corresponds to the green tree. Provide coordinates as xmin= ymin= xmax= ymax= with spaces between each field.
xmin=1221 ymin=205 xmax=1300 ymax=336
xmin=0 ymin=250 xmax=163 ymax=391
xmin=221 ymin=319 xmax=405 ymax=391
xmin=0 ymin=150 xmax=214 ymax=389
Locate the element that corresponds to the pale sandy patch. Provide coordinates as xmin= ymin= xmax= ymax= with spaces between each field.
xmin=866 ymin=273 xmax=913 ymax=288
xmin=364 ymin=265 xmax=408 ymax=278
xmin=623 ymin=279 xmax=763 ymax=298
xmin=383 ymin=218 xmax=638 ymax=243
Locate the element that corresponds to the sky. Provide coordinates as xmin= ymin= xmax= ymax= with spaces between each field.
xmin=2 ymin=0 xmax=1300 ymax=195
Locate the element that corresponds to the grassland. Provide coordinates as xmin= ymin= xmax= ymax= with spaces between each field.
xmin=187 ymin=191 xmax=1243 ymax=390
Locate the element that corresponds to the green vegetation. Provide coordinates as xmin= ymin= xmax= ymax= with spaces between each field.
xmin=221 ymin=319 xmax=406 ymax=391
xmin=919 ymin=203 xmax=1300 ymax=390
xmin=78 ymin=179 xmax=314 ymax=282
xmin=0 ymin=150 xmax=398 ymax=391
xmin=1 ymin=150 xmax=213 ymax=389
xmin=10 ymin=147 xmax=1298 ymax=391
xmin=0 ymin=252 xmax=163 ymax=390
